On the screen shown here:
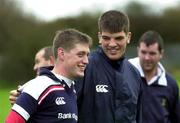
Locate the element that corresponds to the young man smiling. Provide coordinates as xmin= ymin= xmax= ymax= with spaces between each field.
xmin=76 ymin=10 xmax=142 ymax=123
xmin=6 ymin=28 xmax=92 ymax=123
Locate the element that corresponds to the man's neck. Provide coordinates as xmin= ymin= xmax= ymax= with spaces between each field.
xmin=144 ymin=68 xmax=157 ymax=82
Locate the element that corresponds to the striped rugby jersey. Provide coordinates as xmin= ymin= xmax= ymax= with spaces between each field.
xmin=6 ymin=69 xmax=77 ymax=123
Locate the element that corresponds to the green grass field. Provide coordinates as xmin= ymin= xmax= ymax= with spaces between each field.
xmin=0 ymin=88 xmax=12 ymax=123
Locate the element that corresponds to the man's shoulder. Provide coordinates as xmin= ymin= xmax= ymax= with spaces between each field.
xmin=123 ymin=58 xmax=143 ymax=87
xmin=165 ymin=73 xmax=179 ymax=88
xmin=88 ymin=49 xmax=103 ymax=65
xmin=22 ymin=76 xmax=58 ymax=99
xmin=124 ymin=58 xmax=141 ymax=74
xmin=26 ymin=75 xmax=53 ymax=86
xmin=128 ymin=57 xmax=139 ymax=66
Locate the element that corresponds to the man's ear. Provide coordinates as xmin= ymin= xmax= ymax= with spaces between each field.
xmin=98 ymin=32 xmax=102 ymax=44
xmin=57 ymin=47 xmax=64 ymax=60
xmin=127 ymin=32 xmax=132 ymax=44
xmin=160 ymin=49 xmax=164 ymax=59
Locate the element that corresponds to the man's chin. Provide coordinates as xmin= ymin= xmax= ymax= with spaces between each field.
xmin=143 ymin=67 xmax=153 ymax=72
xmin=107 ymin=55 xmax=121 ymax=60
xmin=76 ymin=72 xmax=84 ymax=78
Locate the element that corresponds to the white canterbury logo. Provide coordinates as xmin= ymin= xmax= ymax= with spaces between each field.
xmin=96 ymin=85 xmax=108 ymax=93
xmin=55 ymin=97 xmax=66 ymax=105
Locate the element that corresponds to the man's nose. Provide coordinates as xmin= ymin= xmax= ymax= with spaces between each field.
xmin=144 ymin=54 xmax=151 ymax=60
xmin=109 ymin=38 xmax=117 ymax=46
xmin=83 ymin=56 xmax=89 ymax=64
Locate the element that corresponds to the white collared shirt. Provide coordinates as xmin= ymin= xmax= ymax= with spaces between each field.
xmin=51 ymin=71 xmax=74 ymax=88
xmin=128 ymin=57 xmax=167 ymax=86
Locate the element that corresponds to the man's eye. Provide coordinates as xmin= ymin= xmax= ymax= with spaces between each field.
xmin=77 ymin=53 xmax=84 ymax=57
xmin=150 ymin=52 xmax=156 ymax=55
xmin=115 ymin=37 xmax=124 ymax=41
xmin=141 ymin=51 xmax=146 ymax=54
xmin=102 ymin=36 xmax=110 ymax=41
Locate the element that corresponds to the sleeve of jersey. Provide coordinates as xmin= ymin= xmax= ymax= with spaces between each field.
xmin=6 ymin=92 xmax=38 ymax=122
xmin=5 ymin=110 xmax=25 ymax=123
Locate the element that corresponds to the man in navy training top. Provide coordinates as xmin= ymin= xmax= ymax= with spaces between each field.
xmin=75 ymin=10 xmax=142 ymax=123
xmin=129 ymin=30 xmax=180 ymax=123
xmin=5 ymin=28 xmax=92 ymax=123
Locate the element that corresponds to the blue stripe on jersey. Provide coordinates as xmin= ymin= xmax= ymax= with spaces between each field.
xmin=15 ymin=92 xmax=37 ymax=118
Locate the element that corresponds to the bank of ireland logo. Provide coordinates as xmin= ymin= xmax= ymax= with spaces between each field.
xmin=96 ymin=85 xmax=108 ymax=93
xmin=55 ymin=97 xmax=66 ymax=105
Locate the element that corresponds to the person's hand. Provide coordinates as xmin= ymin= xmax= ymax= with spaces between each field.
xmin=9 ymin=85 xmax=21 ymax=106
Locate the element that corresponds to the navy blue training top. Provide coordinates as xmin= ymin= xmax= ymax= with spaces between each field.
xmin=76 ymin=46 xmax=142 ymax=123
xmin=141 ymin=74 xmax=180 ymax=123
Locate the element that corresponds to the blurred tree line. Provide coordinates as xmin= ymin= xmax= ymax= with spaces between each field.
xmin=0 ymin=0 xmax=180 ymax=86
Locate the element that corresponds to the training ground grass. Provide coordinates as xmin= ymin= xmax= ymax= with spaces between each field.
xmin=0 ymin=88 xmax=12 ymax=123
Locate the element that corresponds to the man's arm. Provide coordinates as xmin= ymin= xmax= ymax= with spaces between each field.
xmin=9 ymin=85 xmax=22 ymax=105
xmin=6 ymin=80 xmax=39 ymax=123
xmin=6 ymin=85 xmax=27 ymax=123
xmin=5 ymin=110 xmax=26 ymax=123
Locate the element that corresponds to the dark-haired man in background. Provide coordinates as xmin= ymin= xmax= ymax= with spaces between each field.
xmin=129 ymin=30 xmax=180 ymax=123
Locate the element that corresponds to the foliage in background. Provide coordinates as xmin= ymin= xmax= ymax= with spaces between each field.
xmin=0 ymin=0 xmax=180 ymax=86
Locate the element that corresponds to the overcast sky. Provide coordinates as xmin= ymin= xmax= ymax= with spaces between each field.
xmin=16 ymin=0 xmax=180 ymax=21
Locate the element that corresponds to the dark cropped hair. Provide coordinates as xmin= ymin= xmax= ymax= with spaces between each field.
xmin=98 ymin=10 xmax=130 ymax=34
xmin=138 ymin=30 xmax=164 ymax=53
